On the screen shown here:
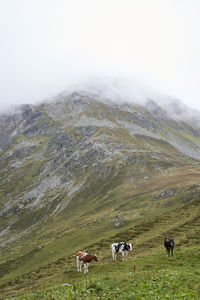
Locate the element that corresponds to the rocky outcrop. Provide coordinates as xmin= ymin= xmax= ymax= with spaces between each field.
xmin=1 ymin=91 xmax=200 ymax=245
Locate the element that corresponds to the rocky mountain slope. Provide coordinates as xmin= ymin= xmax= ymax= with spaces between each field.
xmin=0 ymin=91 xmax=200 ymax=296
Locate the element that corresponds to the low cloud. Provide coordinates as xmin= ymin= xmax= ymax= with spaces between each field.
xmin=1 ymin=0 xmax=200 ymax=112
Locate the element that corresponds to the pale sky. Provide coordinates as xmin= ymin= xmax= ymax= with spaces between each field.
xmin=0 ymin=0 xmax=200 ymax=111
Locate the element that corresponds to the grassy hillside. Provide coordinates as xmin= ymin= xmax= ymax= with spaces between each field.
xmin=6 ymin=246 xmax=200 ymax=299
xmin=0 ymin=95 xmax=200 ymax=299
xmin=0 ymin=166 xmax=200 ymax=299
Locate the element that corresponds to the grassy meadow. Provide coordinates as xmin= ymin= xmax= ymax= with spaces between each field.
xmin=1 ymin=127 xmax=200 ymax=299
xmin=2 ymin=244 xmax=200 ymax=299
xmin=0 ymin=189 xmax=200 ymax=299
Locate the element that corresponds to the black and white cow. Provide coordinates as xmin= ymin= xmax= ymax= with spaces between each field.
xmin=111 ymin=242 xmax=132 ymax=261
xmin=164 ymin=237 xmax=175 ymax=257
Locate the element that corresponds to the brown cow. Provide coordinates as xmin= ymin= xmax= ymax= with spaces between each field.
xmin=76 ymin=251 xmax=98 ymax=274
xmin=164 ymin=237 xmax=175 ymax=257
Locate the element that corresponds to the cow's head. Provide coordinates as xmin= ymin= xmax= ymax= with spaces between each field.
xmin=124 ymin=243 xmax=133 ymax=251
xmin=129 ymin=243 xmax=133 ymax=251
xmin=94 ymin=254 xmax=98 ymax=262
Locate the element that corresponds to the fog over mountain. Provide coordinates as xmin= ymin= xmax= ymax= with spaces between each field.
xmin=1 ymin=0 xmax=200 ymax=112
xmin=2 ymin=76 xmax=200 ymax=130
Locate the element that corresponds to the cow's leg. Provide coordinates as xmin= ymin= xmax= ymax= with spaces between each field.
xmin=79 ymin=261 xmax=83 ymax=272
xmin=112 ymin=251 xmax=115 ymax=261
xmin=166 ymin=248 xmax=170 ymax=257
xmin=122 ymin=252 xmax=125 ymax=261
xmin=77 ymin=256 xmax=80 ymax=271
xmin=112 ymin=251 xmax=116 ymax=261
xmin=84 ymin=263 xmax=89 ymax=274
xmin=84 ymin=263 xmax=86 ymax=274
xmin=125 ymin=251 xmax=128 ymax=261
xmin=114 ymin=252 xmax=117 ymax=261
xmin=171 ymin=248 xmax=173 ymax=257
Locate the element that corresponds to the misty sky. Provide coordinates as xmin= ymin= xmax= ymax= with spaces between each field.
xmin=0 ymin=0 xmax=200 ymax=111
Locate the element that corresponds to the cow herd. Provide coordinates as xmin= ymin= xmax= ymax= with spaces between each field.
xmin=76 ymin=237 xmax=175 ymax=274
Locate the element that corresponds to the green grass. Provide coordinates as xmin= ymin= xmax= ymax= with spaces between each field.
xmin=3 ymin=246 xmax=200 ymax=299
xmin=0 ymin=167 xmax=200 ymax=297
xmin=0 ymin=194 xmax=199 ymax=299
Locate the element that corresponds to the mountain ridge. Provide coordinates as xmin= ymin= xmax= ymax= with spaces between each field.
xmin=0 ymin=90 xmax=200 ymax=297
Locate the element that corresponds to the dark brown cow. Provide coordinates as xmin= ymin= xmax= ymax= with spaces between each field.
xmin=76 ymin=251 xmax=98 ymax=273
xmin=164 ymin=237 xmax=175 ymax=257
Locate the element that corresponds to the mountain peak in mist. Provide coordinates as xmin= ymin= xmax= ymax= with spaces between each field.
xmin=1 ymin=77 xmax=200 ymax=127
